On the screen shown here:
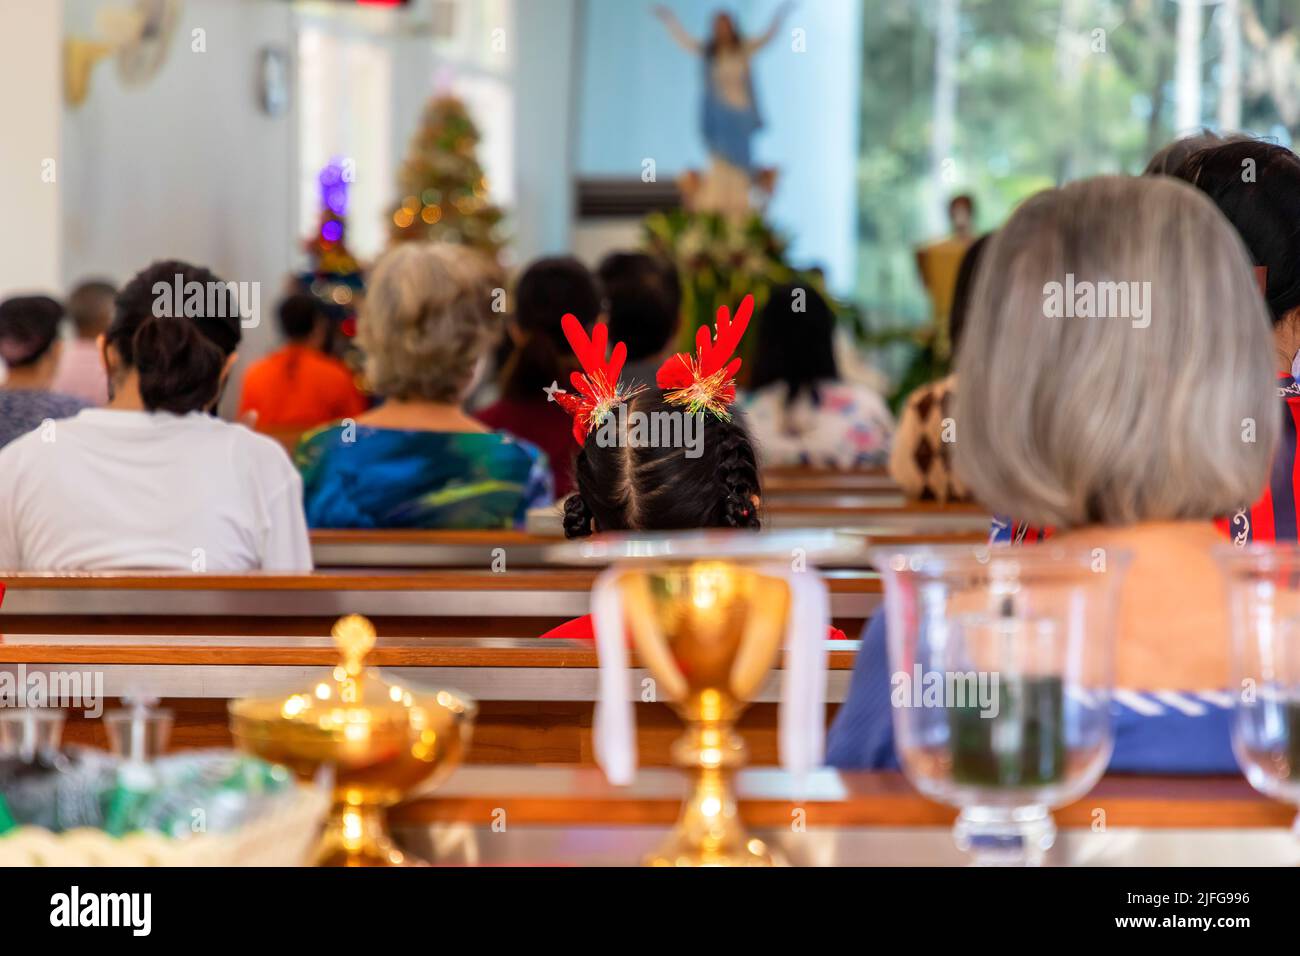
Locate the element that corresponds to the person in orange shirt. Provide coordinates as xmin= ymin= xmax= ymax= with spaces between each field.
xmin=238 ymin=293 xmax=366 ymax=431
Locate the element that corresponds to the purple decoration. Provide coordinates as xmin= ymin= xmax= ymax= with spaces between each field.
xmin=319 ymin=157 xmax=350 ymax=217
xmin=320 ymin=220 xmax=343 ymax=243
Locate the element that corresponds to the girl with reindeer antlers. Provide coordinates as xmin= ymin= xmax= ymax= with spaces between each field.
xmin=540 ymin=294 xmax=847 ymax=642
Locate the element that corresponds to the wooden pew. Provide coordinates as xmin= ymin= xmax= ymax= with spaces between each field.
xmin=0 ymin=569 xmax=879 ymax=638
xmin=0 ymin=635 xmax=859 ymax=766
xmin=761 ymin=465 xmax=899 ymax=493
xmin=525 ymin=501 xmax=992 ymax=535
xmin=307 ymin=527 xmax=986 ymax=570
xmin=386 ymin=767 xmax=1298 ymax=866
xmin=760 ymin=466 xmax=904 ymax=506
xmin=0 ymin=568 xmax=875 ymax=766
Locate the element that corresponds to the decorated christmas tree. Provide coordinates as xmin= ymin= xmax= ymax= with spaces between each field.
xmin=305 ymin=157 xmax=362 ymax=281
xmin=299 ymin=157 xmax=364 ymax=354
xmin=388 ymin=95 xmax=505 ymax=257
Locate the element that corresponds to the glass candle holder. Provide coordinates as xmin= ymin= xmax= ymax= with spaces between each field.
xmin=1216 ymin=545 xmax=1300 ymax=834
xmin=871 ymin=545 xmax=1129 ymax=865
xmin=0 ymin=708 xmax=65 ymax=758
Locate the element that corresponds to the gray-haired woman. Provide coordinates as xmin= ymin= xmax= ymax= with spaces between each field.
xmin=296 ymin=243 xmax=553 ymax=529
xmin=829 ymin=175 xmax=1277 ymax=773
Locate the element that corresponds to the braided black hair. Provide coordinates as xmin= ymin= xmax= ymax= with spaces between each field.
xmin=716 ymin=425 xmax=762 ymax=529
xmin=563 ymin=490 xmax=595 ymax=537
xmin=563 ymin=389 xmax=763 ymax=538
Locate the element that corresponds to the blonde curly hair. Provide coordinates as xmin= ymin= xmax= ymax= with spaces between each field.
xmin=359 ymin=243 xmax=503 ymax=402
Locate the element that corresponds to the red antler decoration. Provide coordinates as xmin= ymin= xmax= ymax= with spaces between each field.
xmin=552 ymin=314 xmax=636 ymax=445
xmin=656 ymin=294 xmax=753 ymax=419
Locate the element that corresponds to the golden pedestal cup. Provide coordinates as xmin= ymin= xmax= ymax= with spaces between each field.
xmin=551 ymin=529 xmax=854 ymax=867
xmin=619 ymin=560 xmax=792 ymax=866
xmin=229 ymin=615 xmax=476 ymax=867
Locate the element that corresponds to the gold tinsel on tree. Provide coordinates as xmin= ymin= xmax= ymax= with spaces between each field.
xmin=388 ymin=95 xmax=505 ymax=257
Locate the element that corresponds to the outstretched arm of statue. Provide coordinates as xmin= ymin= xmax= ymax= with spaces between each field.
xmin=750 ymin=1 xmax=796 ymax=52
xmin=654 ymin=5 xmax=701 ymax=54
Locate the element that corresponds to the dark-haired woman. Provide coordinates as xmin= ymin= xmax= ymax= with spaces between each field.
xmin=1174 ymin=141 xmax=1300 ymax=541
xmin=0 ymin=295 xmax=88 ymax=449
xmin=476 ymin=256 xmax=603 ymax=497
xmin=0 ymin=260 xmax=311 ymax=571
xmin=743 ymin=282 xmax=894 ymax=469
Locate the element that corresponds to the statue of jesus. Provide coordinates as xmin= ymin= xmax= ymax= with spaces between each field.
xmin=654 ymin=3 xmax=794 ymax=216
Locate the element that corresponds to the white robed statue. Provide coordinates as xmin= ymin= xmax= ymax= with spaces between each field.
xmin=654 ymin=3 xmax=794 ymax=217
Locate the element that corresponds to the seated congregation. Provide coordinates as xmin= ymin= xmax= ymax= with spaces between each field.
xmin=3 ymin=133 xmax=1300 ymax=781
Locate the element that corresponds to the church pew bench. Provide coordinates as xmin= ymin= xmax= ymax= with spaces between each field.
xmin=386 ymin=767 xmax=1298 ymax=866
xmin=3 ymin=635 xmax=859 ymax=766
xmin=0 ymin=569 xmax=881 ymax=638
xmin=306 ymin=527 xmax=985 ymax=569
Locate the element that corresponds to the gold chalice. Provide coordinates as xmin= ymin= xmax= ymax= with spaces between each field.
xmin=620 ymin=560 xmax=792 ymax=866
xmin=551 ymin=530 xmax=852 ymax=867
xmin=229 ymin=615 xmax=475 ymax=866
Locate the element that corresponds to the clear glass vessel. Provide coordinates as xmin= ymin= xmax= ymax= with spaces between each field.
xmin=870 ymin=545 xmax=1129 ymax=865
xmin=1217 ymin=545 xmax=1300 ymax=834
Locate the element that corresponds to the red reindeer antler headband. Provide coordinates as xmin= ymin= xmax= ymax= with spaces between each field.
xmin=552 ymin=314 xmax=641 ymax=445
xmin=655 ymin=294 xmax=753 ymax=419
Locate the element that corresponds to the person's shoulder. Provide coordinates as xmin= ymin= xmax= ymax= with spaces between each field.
xmin=0 ymin=427 xmax=43 ymax=467
xmin=240 ymin=351 xmax=280 ymax=384
xmin=0 ymin=390 xmax=88 ymax=419
xmin=0 ymin=415 xmax=72 ymax=477
xmin=293 ymin=421 xmax=355 ymax=464
xmin=307 ymin=349 xmax=358 ymax=382
xmin=492 ymin=429 xmax=547 ymax=462
xmin=48 ymin=392 xmax=91 ymax=415
xmin=214 ymin=418 xmax=297 ymax=467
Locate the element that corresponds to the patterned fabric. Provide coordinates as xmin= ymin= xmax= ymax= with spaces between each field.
xmin=0 ymin=389 xmax=89 ymax=450
xmin=476 ymin=397 xmax=578 ymax=497
xmin=295 ymin=425 xmax=553 ymax=530
xmin=1217 ymin=372 xmax=1300 ymax=543
xmin=888 ymin=375 xmax=969 ymax=502
xmin=826 ymin=612 xmax=1238 ymax=774
xmin=743 ymin=380 xmax=894 ymax=469
xmin=989 ymin=517 xmax=1051 ymax=545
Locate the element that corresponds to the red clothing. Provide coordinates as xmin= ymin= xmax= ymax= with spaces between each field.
xmin=477 ymin=397 xmax=577 ymax=497
xmin=1212 ymin=372 xmax=1300 ymax=543
xmin=238 ymin=344 xmax=366 ymax=430
xmin=540 ymin=614 xmax=847 ymax=642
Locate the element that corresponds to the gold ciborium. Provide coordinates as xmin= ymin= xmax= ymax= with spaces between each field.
xmin=229 ymin=615 xmax=475 ymax=866
xmin=619 ymin=560 xmax=792 ymax=866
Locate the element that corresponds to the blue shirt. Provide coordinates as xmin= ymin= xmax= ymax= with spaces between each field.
xmin=0 ymin=389 xmax=89 ymax=450
xmin=827 ymin=612 xmax=1238 ymax=775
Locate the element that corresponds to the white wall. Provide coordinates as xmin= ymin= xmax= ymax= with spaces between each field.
xmin=512 ymin=0 xmax=578 ymax=260
xmin=61 ymin=0 xmax=298 ymax=377
xmin=0 ymin=0 xmax=62 ymax=296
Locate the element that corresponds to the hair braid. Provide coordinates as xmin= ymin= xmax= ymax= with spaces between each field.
xmin=563 ymin=491 xmax=595 ymax=538
xmin=715 ymin=426 xmax=762 ymax=529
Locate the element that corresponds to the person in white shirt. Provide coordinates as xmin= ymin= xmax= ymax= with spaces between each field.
xmin=0 ymin=260 xmax=312 ymax=572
